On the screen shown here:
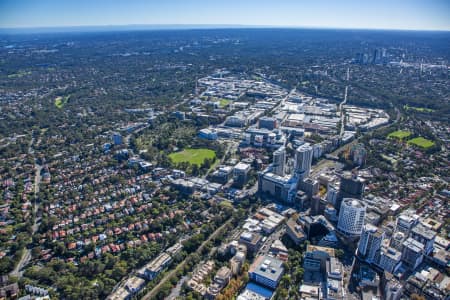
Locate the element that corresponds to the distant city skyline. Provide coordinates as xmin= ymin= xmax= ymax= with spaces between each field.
xmin=0 ymin=0 xmax=449 ymax=31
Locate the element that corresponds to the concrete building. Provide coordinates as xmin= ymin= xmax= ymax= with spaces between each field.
xmin=286 ymin=216 xmax=306 ymax=245
xmin=294 ymin=143 xmax=313 ymax=179
xmin=298 ymin=177 xmax=319 ymax=199
xmin=303 ymin=245 xmax=335 ymax=275
xmin=336 ymin=171 xmax=365 ymax=210
xmin=210 ymin=165 xmax=234 ymax=184
xmin=230 ymin=251 xmax=246 ymax=275
xmin=239 ymin=231 xmax=263 ymax=253
xmin=248 ymin=255 xmax=284 ymax=289
xmin=358 ymin=224 xmax=385 ymax=263
xmin=234 ymin=162 xmax=251 ymax=187
xmin=140 ymin=252 xmax=172 ymax=280
xmin=377 ymin=245 xmax=401 ymax=273
xmin=198 ymin=128 xmax=218 ymax=140
xmin=390 ymin=231 xmax=406 ymax=252
xmin=350 ymin=143 xmax=367 ymax=166
xmin=401 ymin=238 xmax=425 ymax=270
xmin=337 ymin=198 xmax=366 ymax=238
xmin=258 ymin=171 xmax=298 ymax=203
xmin=259 ymin=116 xmax=278 ymax=130
xmin=410 ymin=223 xmax=436 ymax=255
xmin=214 ymin=266 xmax=232 ymax=287
xmin=395 ymin=213 xmax=419 ymax=235
xmin=383 ymin=273 xmax=403 ymax=300
xmin=272 ymin=146 xmax=286 ymax=176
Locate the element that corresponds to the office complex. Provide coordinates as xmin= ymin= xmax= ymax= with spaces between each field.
xmin=294 ymin=143 xmax=313 ymax=179
xmin=248 ymin=255 xmax=284 ymax=289
xmin=337 ymin=198 xmax=366 ymax=237
xmin=272 ymin=146 xmax=286 ymax=176
xmin=358 ymin=224 xmax=385 ymax=263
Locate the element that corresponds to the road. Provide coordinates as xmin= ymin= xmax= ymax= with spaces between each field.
xmin=11 ymin=136 xmax=42 ymax=277
xmin=141 ymin=218 xmax=234 ymax=300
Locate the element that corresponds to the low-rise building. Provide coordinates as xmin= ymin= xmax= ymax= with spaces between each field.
xmin=139 ymin=252 xmax=172 ymax=280
xmin=286 ymin=216 xmax=306 ymax=245
xmin=239 ymin=231 xmax=263 ymax=253
xmin=248 ymin=255 xmax=284 ymax=290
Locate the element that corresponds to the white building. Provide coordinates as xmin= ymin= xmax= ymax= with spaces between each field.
xmin=272 ymin=146 xmax=286 ymax=176
xmin=294 ymin=143 xmax=313 ymax=179
xmin=337 ymin=198 xmax=366 ymax=237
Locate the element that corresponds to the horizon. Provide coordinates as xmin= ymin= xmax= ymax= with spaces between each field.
xmin=1 ymin=24 xmax=450 ymax=35
xmin=1 ymin=0 xmax=449 ymax=32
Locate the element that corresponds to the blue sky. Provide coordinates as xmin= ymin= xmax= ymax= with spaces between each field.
xmin=0 ymin=0 xmax=449 ymax=30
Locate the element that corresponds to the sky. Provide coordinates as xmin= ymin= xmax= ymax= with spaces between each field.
xmin=0 ymin=0 xmax=449 ymax=31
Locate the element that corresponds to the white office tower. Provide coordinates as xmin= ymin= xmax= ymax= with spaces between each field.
xmin=337 ymin=198 xmax=366 ymax=237
xmin=294 ymin=143 xmax=313 ymax=179
xmin=358 ymin=224 xmax=385 ymax=263
xmin=272 ymin=146 xmax=286 ymax=176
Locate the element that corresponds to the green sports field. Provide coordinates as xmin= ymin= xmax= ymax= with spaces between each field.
xmin=388 ymin=130 xmax=411 ymax=140
xmin=407 ymin=137 xmax=435 ymax=149
xmin=55 ymin=95 xmax=70 ymax=108
xmin=169 ymin=148 xmax=216 ymax=166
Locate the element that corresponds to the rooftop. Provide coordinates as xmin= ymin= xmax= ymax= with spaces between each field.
xmin=249 ymin=255 xmax=284 ymax=283
xmin=307 ymin=245 xmax=335 ymax=257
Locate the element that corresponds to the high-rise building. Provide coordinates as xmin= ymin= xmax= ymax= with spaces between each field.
xmin=350 ymin=143 xmax=367 ymax=166
xmin=336 ymin=171 xmax=365 ymax=210
xmin=376 ymin=244 xmax=401 ymax=273
xmin=337 ymin=198 xmax=366 ymax=238
xmin=395 ymin=213 xmax=419 ymax=235
xmin=401 ymin=238 xmax=425 ymax=270
xmin=410 ymin=223 xmax=436 ymax=255
xmin=383 ymin=275 xmax=403 ymax=300
xmin=358 ymin=224 xmax=385 ymax=263
xmin=234 ymin=162 xmax=251 ymax=188
xmin=294 ymin=143 xmax=313 ymax=179
xmin=272 ymin=146 xmax=286 ymax=176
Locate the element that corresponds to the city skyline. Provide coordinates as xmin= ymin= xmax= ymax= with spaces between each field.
xmin=1 ymin=0 xmax=449 ymax=31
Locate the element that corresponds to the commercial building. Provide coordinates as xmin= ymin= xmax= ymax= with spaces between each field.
xmin=234 ymin=162 xmax=251 ymax=187
xmin=198 ymin=128 xmax=218 ymax=140
xmin=376 ymin=245 xmax=402 ymax=273
xmin=301 ymin=245 xmax=344 ymax=299
xmin=401 ymin=238 xmax=425 ymax=270
xmin=286 ymin=216 xmax=306 ymax=245
xmin=258 ymin=171 xmax=298 ymax=203
xmin=298 ymin=177 xmax=319 ymax=200
xmin=336 ymin=171 xmax=365 ymax=210
xmin=410 ymin=223 xmax=436 ymax=255
xmin=248 ymin=255 xmax=284 ymax=289
xmin=258 ymin=116 xmax=278 ymax=130
xmin=358 ymin=224 xmax=385 ymax=263
xmin=383 ymin=273 xmax=403 ymax=300
xmin=337 ymin=198 xmax=366 ymax=238
xmin=239 ymin=231 xmax=263 ymax=253
xmin=303 ymin=245 xmax=335 ymax=275
xmin=272 ymin=146 xmax=286 ymax=176
xmin=294 ymin=143 xmax=313 ymax=179
xmin=395 ymin=213 xmax=419 ymax=235
xmin=210 ymin=165 xmax=234 ymax=184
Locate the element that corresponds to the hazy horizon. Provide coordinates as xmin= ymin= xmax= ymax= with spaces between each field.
xmin=1 ymin=0 xmax=449 ymax=32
